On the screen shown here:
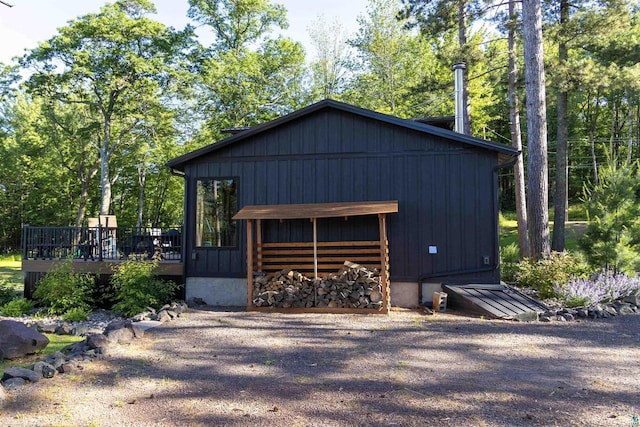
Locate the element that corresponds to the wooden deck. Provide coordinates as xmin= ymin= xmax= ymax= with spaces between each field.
xmin=22 ymin=225 xmax=184 ymax=298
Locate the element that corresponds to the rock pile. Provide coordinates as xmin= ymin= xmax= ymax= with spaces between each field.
xmin=0 ymin=301 xmax=188 ymax=402
xmin=538 ymin=300 xmax=639 ymax=322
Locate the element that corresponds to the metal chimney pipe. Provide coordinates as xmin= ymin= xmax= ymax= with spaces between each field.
xmin=453 ymin=62 xmax=466 ymax=134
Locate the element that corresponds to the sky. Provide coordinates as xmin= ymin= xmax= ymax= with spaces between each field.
xmin=0 ymin=0 xmax=370 ymax=64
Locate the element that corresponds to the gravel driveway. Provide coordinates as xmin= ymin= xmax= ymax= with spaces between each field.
xmin=1 ymin=308 xmax=639 ymax=426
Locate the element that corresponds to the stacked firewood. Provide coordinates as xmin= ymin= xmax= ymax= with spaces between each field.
xmin=252 ymin=261 xmax=384 ymax=310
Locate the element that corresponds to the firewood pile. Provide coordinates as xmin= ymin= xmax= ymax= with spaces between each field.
xmin=252 ymin=261 xmax=384 ymax=310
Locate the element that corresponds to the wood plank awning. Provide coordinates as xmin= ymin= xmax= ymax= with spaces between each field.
xmin=233 ymin=200 xmax=399 ymax=220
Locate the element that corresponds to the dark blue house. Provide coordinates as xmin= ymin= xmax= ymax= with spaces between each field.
xmin=166 ymin=99 xmax=518 ymax=308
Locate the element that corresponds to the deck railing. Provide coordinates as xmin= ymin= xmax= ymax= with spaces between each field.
xmin=22 ymin=225 xmax=183 ymax=262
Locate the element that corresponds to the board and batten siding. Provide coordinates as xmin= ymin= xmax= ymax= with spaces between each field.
xmin=183 ymin=108 xmax=500 ymax=283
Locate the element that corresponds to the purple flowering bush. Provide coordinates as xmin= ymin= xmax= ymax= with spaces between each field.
xmin=555 ymin=271 xmax=640 ymax=307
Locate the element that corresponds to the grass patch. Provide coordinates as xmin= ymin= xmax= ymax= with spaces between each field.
xmin=0 ymin=334 xmax=84 ymax=372
xmin=0 ymin=257 xmax=23 ymax=294
xmin=500 ymin=207 xmax=585 ymax=254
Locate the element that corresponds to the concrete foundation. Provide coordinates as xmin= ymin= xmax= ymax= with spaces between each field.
xmin=390 ymin=281 xmax=443 ymax=308
xmin=186 ymin=277 xmax=443 ymax=309
xmin=186 ymin=277 xmax=247 ymax=307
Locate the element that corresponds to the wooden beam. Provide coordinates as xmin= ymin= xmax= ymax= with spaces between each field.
xmin=312 ymin=217 xmax=318 ymax=280
xmin=256 ymin=219 xmax=262 ymax=272
xmin=379 ymin=213 xmax=390 ymax=314
xmin=246 ymin=219 xmax=254 ymax=308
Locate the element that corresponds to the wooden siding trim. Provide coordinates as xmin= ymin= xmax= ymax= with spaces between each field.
xmin=234 ymin=200 xmax=398 ymax=220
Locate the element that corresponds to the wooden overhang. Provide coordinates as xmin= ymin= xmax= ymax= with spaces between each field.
xmin=233 ymin=200 xmax=399 ymax=221
xmin=233 ymin=200 xmax=398 ymax=314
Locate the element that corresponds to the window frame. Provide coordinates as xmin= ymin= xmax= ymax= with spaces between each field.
xmin=194 ymin=176 xmax=239 ymax=249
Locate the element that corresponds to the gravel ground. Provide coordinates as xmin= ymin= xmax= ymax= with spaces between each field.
xmin=1 ymin=308 xmax=639 ymax=427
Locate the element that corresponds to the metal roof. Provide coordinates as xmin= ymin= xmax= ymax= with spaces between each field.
xmin=167 ymin=99 xmax=519 ymax=171
xmin=233 ymin=200 xmax=398 ymax=220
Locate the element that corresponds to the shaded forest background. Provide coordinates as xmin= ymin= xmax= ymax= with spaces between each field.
xmin=1 ymin=0 xmax=639 ymax=260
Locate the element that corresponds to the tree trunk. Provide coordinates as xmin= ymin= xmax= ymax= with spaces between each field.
xmin=136 ymin=163 xmax=147 ymax=229
xmin=628 ymin=89 xmax=634 ymax=164
xmin=100 ymin=118 xmax=112 ymax=216
xmin=589 ymin=93 xmax=601 ymax=185
xmin=508 ymin=0 xmax=529 ymax=258
xmin=457 ymin=0 xmax=472 ymax=135
xmin=552 ymin=0 xmax=569 ymax=253
xmin=522 ymin=0 xmax=550 ymax=260
xmin=75 ymin=166 xmax=98 ymax=229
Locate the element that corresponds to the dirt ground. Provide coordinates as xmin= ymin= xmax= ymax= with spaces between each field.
xmin=1 ymin=308 xmax=639 ymax=427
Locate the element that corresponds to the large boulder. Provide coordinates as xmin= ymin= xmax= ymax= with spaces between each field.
xmin=0 ymin=320 xmax=49 ymax=359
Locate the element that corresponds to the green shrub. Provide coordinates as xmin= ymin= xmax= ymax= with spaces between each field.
xmin=33 ymin=260 xmax=94 ymax=315
xmin=1 ymin=298 xmax=34 ymax=317
xmin=111 ymin=260 xmax=178 ymax=317
xmin=62 ymin=307 xmax=90 ymax=322
xmin=515 ymin=252 xmax=590 ymax=299
xmin=0 ymin=278 xmax=18 ymax=306
xmin=500 ymin=243 xmax=520 ymax=283
xmin=579 ymin=159 xmax=640 ymax=274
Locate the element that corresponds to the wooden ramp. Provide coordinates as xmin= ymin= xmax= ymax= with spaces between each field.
xmin=443 ymin=283 xmax=548 ymax=320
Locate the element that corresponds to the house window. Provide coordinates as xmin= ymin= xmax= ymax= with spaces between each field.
xmin=196 ymin=179 xmax=237 ymax=247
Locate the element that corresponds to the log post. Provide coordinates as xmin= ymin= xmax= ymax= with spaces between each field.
xmin=256 ymin=219 xmax=262 ymax=272
xmin=247 ymin=219 xmax=254 ymax=308
xmin=378 ymin=213 xmax=390 ymax=313
xmin=312 ymin=217 xmax=318 ymax=280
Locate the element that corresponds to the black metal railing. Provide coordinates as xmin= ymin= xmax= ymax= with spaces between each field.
xmin=22 ymin=226 xmax=183 ymax=262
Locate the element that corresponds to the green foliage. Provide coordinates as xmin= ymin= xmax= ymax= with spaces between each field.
xmin=1 ymin=298 xmax=34 ymax=317
xmin=33 ymin=261 xmax=94 ymax=315
xmin=62 ymin=307 xmax=90 ymax=322
xmin=111 ymin=260 xmax=177 ymax=317
xmin=579 ymin=160 xmax=640 ymax=274
xmin=515 ymin=252 xmax=590 ymax=299
xmin=0 ymin=278 xmax=17 ymax=306
xmin=499 ymin=243 xmax=520 ymax=283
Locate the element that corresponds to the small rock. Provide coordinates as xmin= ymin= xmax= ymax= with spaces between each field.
xmin=165 ymin=310 xmax=178 ymax=319
xmin=146 ymin=307 xmax=157 ymax=315
xmin=60 ymin=363 xmax=81 ymax=373
xmin=105 ymin=326 xmax=134 ymax=344
xmin=131 ymin=313 xmax=149 ymax=322
xmin=130 ymin=323 xmax=145 ymax=339
xmin=539 ymin=316 xmax=552 ymax=322
xmin=2 ymin=377 xmax=26 ymax=389
xmin=604 ymin=306 xmax=617 ymax=316
xmin=555 ymin=315 xmax=567 ymax=322
xmin=55 ymin=322 xmax=74 ymax=335
xmin=35 ymin=321 xmax=58 ymax=334
xmin=45 ymin=351 xmax=67 ymax=371
xmin=32 ymin=362 xmax=56 ymax=379
xmin=155 ymin=310 xmax=172 ymax=323
xmin=615 ymin=303 xmax=635 ymax=315
xmin=3 ymin=367 xmax=41 ymax=383
xmin=87 ymin=334 xmax=111 ymax=350
xmin=104 ymin=320 xmax=130 ymax=334
xmin=562 ymin=313 xmax=575 ymax=322
xmin=576 ymin=308 xmax=589 ymax=318
xmin=0 ymin=383 xmax=5 ymax=404
xmin=73 ymin=324 xmax=89 ymax=336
